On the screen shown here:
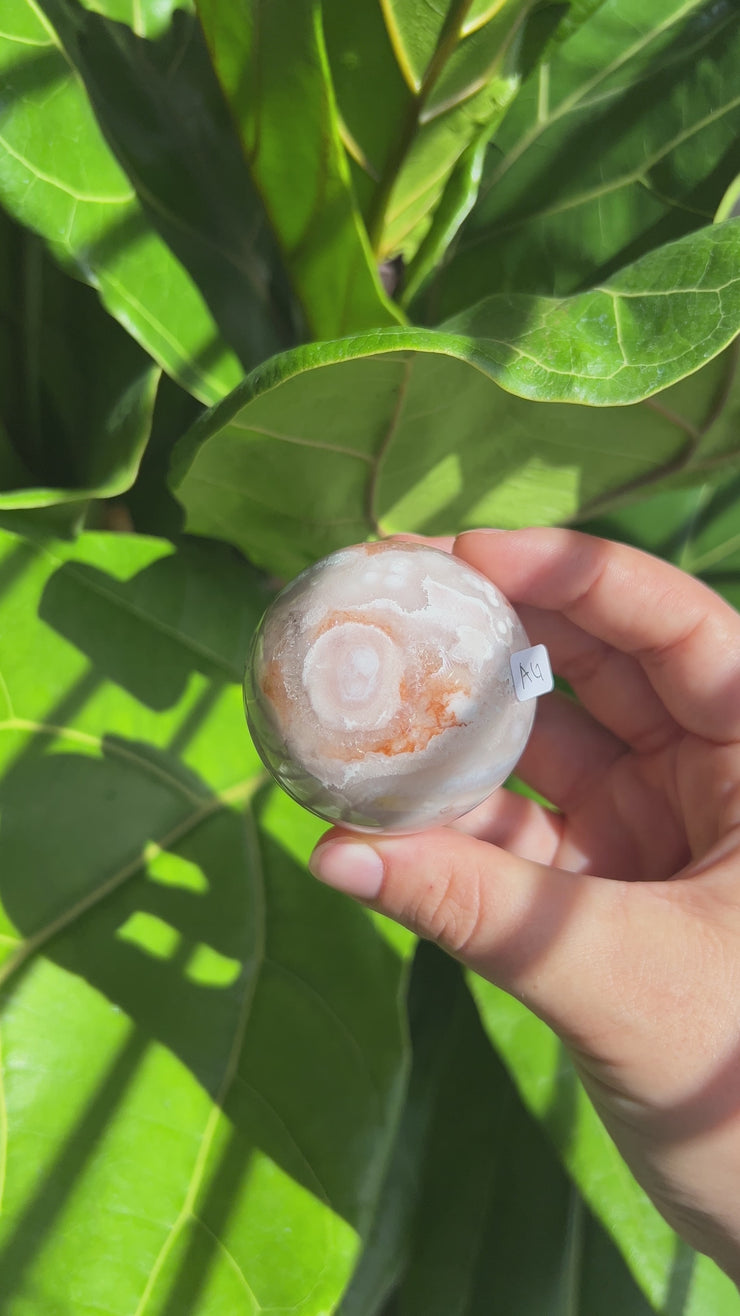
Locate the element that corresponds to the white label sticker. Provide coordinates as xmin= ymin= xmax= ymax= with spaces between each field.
xmin=510 ymin=644 xmax=554 ymax=701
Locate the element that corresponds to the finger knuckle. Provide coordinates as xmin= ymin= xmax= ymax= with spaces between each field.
xmin=417 ymin=859 xmax=485 ymax=956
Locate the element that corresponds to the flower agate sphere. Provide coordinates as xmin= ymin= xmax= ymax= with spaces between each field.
xmin=244 ymin=541 xmax=537 ymax=834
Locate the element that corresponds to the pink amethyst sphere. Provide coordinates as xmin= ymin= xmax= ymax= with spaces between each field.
xmin=244 ymin=540 xmax=536 ymax=833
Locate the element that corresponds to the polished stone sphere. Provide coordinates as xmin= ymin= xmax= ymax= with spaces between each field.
xmin=244 ymin=541 xmax=537 ymax=833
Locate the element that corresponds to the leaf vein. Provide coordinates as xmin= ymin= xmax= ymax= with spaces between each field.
xmin=612 ymin=297 xmax=628 ymax=366
xmin=132 ymin=801 xmax=266 ymax=1316
xmin=229 ymin=422 xmax=372 ymax=462
xmin=0 ymin=28 xmax=52 ymax=45
xmin=233 ymin=1075 xmax=331 ymax=1204
xmin=0 ymin=718 xmax=208 ymax=804
xmin=185 ymin=473 xmax=363 ymax=530
xmin=89 ymin=269 xmax=227 ymax=407
xmin=0 ymin=134 xmax=134 ymax=205
xmin=191 ymin=1213 xmax=262 ymax=1311
xmin=264 ymin=957 xmax=382 ymax=1112
xmin=0 ymin=777 xmax=258 ymax=989
xmin=18 ymin=0 xmax=63 ymax=50
xmin=482 ymin=0 xmax=704 ymax=194
xmin=29 ymin=540 xmax=242 ymax=680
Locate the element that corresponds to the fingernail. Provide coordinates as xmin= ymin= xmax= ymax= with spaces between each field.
xmin=309 ymin=841 xmax=385 ymax=900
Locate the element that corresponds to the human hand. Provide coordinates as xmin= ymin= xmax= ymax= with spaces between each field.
xmin=309 ymin=528 xmax=740 ymax=1280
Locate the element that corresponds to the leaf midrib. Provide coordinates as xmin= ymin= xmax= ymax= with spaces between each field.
xmin=0 ymin=776 xmax=260 ymax=991
xmin=468 ymin=94 xmax=740 ymax=244
xmin=481 ymin=0 xmax=706 ymax=198
xmin=0 ymin=718 xmax=208 ymax=805
xmin=132 ymin=802 xmax=267 ymax=1316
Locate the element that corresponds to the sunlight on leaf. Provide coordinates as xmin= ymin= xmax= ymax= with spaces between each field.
xmin=423 ymin=0 xmax=740 ymax=313
xmin=171 ymin=223 xmax=740 ymax=576
xmin=0 ymin=527 xmax=407 ymax=1314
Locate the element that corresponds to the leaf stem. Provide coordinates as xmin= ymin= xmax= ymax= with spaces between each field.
xmin=367 ymin=0 xmax=476 ymax=254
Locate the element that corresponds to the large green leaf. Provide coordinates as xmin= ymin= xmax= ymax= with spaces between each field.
xmin=631 ymin=479 xmax=740 ymax=615
xmin=343 ymin=943 xmax=665 ymax=1316
xmin=421 ymin=0 xmax=740 ymax=316
xmin=582 ymin=453 xmax=740 ymax=613
xmin=469 ymin=977 xmax=740 ymax=1313
xmin=195 ymin=0 xmax=402 ymax=339
xmin=0 ymin=0 xmax=295 ymax=404
xmin=0 ymin=208 xmax=159 ymax=511
xmin=322 ymin=0 xmax=563 ymax=262
xmin=0 ymin=527 xmax=406 ymax=1314
xmin=170 ymin=222 xmax=740 ymax=577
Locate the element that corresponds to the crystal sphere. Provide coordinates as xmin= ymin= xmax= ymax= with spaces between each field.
xmin=244 ymin=540 xmax=537 ymax=834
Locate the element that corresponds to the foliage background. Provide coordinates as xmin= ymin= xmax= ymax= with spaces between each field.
xmin=0 ymin=0 xmax=740 ymax=1311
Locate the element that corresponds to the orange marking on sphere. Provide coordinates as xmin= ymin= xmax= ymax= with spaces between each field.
xmin=312 ymin=608 xmax=395 ymax=641
xmin=261 ymin=658 xmax=291 ymax=722
xmin=321 ymin=649 xmax=470 ymax=761
xmin=360 ymin=541 xmax=393 ymax=556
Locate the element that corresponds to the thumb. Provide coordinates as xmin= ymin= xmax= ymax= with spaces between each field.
xmin=309 ymin=826 xmax=626 ymax=1048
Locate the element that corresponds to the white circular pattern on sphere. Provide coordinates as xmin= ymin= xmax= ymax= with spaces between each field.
xmin=244 ymin=540 xmax=537 ymax=833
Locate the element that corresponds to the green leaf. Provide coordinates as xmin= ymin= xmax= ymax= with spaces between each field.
xmin=716 ymin=171 xmax=740 ymax=223
xmin=123 ymin=372 xmax=204 ymax=541
xmin=400 ymin=133 xmax=487 ymax=307
xmin=421 ymin=0 xmax=740 ymax=316
xmin=655 ymin=475 xmax=740 ymax=604
xmin=196 ymin=0 xmax=402 ymax=339
xmin=541 ymin=0 xmax=608 ymax=48
xmin=581 ymin=443 xmax=740 ymax=614
xmin=0 ymin=527 xmax=406 ymax=1313
xmin=323 ymin=0 xmax=550 ymax=262
xmin=469 ymin=976 xmax=740 ymax=1313
xmin=343 ymin=943 xmax=665 ymax=1316
xmin=0 ymin=209 xmax=159 ymax=511
xmin=170 ymin=222 xmax=740 ymax=577
xmin=0 ymin=0 xmax=295 ymax=404
xmin=75 ymin=0 xmax=190 ymax=38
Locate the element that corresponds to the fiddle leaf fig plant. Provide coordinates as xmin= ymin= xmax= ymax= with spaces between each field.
xmin=0 ymin=0 xmax=739 ymax=1312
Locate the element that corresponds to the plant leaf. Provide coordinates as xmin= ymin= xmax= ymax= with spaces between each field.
xmin=421 ymin=0 xmax=740 ymax=316
xmin=0 ymin=0 xmax=295 ymax=404
xmin=716 ymin=172 xmax=740 ymax=223
xmin=170 ymin=222 xmax=740 ymax=578
xmin=469 ymin=977 xmax=740 ymax=1313
xmin=0 ymin=527 xmax=406 ymax=1314
xmin=323 ymin=0 xmax=556 ymax=262
xmin=581 ymin=437 xmax=740 ymax=614
xmin=400 ymin=133 xmax=488 ymax=307
xmin=71 ymin=0 xmax=191 ymax=37
xmin=195 ymin=0 xmax=402 ymax=339
xmin=0 ymin=208 xmax=159 ymax=511
xmin=123 ymin=372 xmax=204 ymax=541
xmin=342 ymin=943 xmax=671 ymax=1316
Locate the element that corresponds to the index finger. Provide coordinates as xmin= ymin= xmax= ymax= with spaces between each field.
xmin=455 ymin=528 xmax=740 ymax=744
